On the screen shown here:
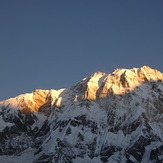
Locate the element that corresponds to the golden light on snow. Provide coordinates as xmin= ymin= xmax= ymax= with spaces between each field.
xmin=0 ymin=66 xmax=163 ymax=114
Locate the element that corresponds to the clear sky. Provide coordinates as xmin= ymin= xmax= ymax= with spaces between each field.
xmin=0 ymin=0 xmax=163 ymax=101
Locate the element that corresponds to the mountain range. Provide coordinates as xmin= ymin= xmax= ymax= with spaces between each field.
xmin=0 ymin=66 xmax=163 ymax=163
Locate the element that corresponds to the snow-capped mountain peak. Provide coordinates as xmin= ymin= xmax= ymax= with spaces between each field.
xmin=0 ymin=66 xmax=163 ymax=163
xmin=79 ymin=66 xmax=163 ymax=99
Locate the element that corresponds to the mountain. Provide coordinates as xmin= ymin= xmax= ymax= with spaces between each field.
xmin=0 ymin=66 xmax=163 ymax=163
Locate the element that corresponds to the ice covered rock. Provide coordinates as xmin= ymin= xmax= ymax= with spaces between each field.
xmin=0 ymin=66 xmax=163 ymax=163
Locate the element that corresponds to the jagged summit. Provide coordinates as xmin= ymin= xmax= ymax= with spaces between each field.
xmin=0 ymin=66 xmax=163 ymax=163
xmin=0 ymin=89 xmax=65 ymax=113
xmin=0 ymin=66 xmax=163 ymax=112
xmin=82 ymin=65 xmax=163 ymax=99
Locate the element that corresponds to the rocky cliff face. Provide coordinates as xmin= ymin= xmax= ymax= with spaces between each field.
xmin=0 ymin=66 xmax=163 ymax=163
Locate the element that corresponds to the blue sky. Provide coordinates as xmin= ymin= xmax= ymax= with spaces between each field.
xmin=0 ymin=0 xmax=163 ymax=101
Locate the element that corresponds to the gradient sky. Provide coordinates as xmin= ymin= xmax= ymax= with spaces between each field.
xmin=0 ymin=0 xmax=163 ymax=101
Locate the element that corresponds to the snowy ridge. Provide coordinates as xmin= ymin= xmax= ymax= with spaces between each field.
xmin=0 ymin=66 xmax=163 ymax=163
